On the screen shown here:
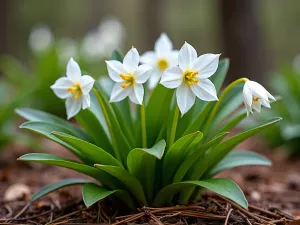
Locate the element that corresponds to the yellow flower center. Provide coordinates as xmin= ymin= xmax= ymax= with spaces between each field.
xmin=67 ymin=82 xmax=82 ymax=100
xmin=157 ymin=58 xmax=169 ymax=71
xmin=120 ymin=73 xmax=135 ymax=88
xmin=252 ymin=96 xmax=260 ymax=103
xmin=183 ymin=70 xmax=199 ymax=86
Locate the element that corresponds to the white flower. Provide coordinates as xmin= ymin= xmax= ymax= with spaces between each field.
xmin=106 ymin=48 xmax=152 ymax=104
xmin=140 ymin=33 xmax=178 ymax=89
xmin=57 ymin=38 xmax=78 ymax=65
xmin=51 ymin=58 xmax=95 ymax=119
xmin=160 ymin=42 xmax=220 ymax=115
xmin=29 ymin=25 xmax=53 ymax=54
xmin=243 ymin=80 xmax=276 ymax=116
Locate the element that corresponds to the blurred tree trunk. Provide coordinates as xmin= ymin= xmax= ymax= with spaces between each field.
xmin=220 ymin=0 xmax=267 ymax=84
xmin=0 ymin=0 xmax=8 ymax=54
xmin=143 ymin=0 xmax=162 ymax=50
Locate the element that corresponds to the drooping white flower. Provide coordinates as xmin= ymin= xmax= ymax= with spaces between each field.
xmin=51 ymin=58 xmax=95 ymax=119
xmin=243 ymin=80 xmax=276 ymax=116
xmin=106 ymin=48 xmax=152 ymax=104
xmin=29 ymin=25 xmax=54 ymax=54
xmin=140 ymin=33 xmax=178 ymax=89
xmin=160 ymin=42 xmax=220 ymax=115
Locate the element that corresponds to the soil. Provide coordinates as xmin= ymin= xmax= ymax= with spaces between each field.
xmin=0 ymin=135 xmax=299 ymax=225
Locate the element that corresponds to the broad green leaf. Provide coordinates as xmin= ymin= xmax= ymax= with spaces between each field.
xmin=76 ymin=109 xmax=113 ymax=154
xmin=154 ymin=178 xmax=248 ymax=209
xmin=206 ymin=150 xmax=271 ymax=177
xmin=52 ymin=132 xmax=122 ymax=167
xmin=19 ymin=153 xmax=122 ymax=190
xmin=94 ymin=164 xmax=148 ymax=206
xmin=173 ymin=132 xmax=229 ymax=183
xmin=190 ymin=117 xmax=282 ymax=181
xmin=146 ymin=85 xmax=174 ymax=146
xmin=30 ymin=179 xmax=88 ymax=203
xmin=217 ymin=109 xmax=247 ymax=134
xmin=210 ymin=58 xmax=230 ymax=93
xmin=82 ymin=183 xmax=135 ymax=209
xmin=127 ymin=140 xmax=166 ymax=202
xmin=162 ymin=132 xmax=202 ymax=186
xmin=16 ymin=108 xmax=89 ymax=141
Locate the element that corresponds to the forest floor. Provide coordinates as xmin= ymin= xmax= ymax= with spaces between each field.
xmin=0 ymin=135 xmax=299 ymax=225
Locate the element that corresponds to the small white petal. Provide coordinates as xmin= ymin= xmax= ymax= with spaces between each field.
xmin=193 ymin=54 xmax=220 ymax=79
xmin=67 ymin=58 xmax=81 ymax=81
xmin=50 ymin=77 xmax=73 ymax=99
xmin=252 ymin=101 xmax=261 ymax=113
xmin=134 ymin=64 xmax=153 ymax=84
xmin=243 ymin=82 xmax=253 ymax=107
xmin=106 ymin=60 xmax=126 ymax=82
xmin=140 ymin=51 xmax=156 ymax=66
xmin=82 ymin=94 xmax=91 ymax=109
xmin=110 ymin=82 xmax=132 ymax=102
xmin=160 ymin=66 xmax=183 ymax=88
xmin=154 ymin=33 xmax=173 ymax=53
xmin=66 ymin=97 xmax=82 ymax=119
xmin=190 ymin=79 xmax=218 ymax=101
xmin=260 ymin=99 xmax=271 ymax=108
xmin=148 ymin=71 xmax=161 ymax=89
xmin=132 ymin=83 xmax=144 ymax=105
xmin=244 ymin=102 xmax=253 ymax=116
xmin=123 ymin=48 xmax=140 ymax=72
xmin=169 ymin=50 xmax=179 ymax=66
xmin=176 ymin=83 xmax=196 ymax=116
xmin=247 ymin=81 xmax=268 ymax=100
xmin=178 ymin=42 xmax=197 ymax=70
xmin=129 ymin=92 xmax=139 ymax=104
xmin=80 ymin=75 xmax=95 ymax=95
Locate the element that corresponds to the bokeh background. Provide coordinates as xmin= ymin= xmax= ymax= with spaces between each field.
xmin=1 ymin=0 xmax=300 ymax=83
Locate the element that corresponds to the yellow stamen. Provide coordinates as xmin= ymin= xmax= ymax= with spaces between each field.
xmin=183 ymin=70 xmax=199 ymax=86
xmin=120 ymin=73 xmax=135 ymax=88
xmin=67 ymin=83 xmax=82 ymax=100
xmin=252 ymin=96 xmax=260 ymax=103
xmin=157 ymin=58 xmax=169 ymax=71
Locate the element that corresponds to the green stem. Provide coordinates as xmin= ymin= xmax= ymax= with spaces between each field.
xmin=92 ymin=88 xmax=122 ymax=162
xmin=141 ymin=104 xmax=147 ymax=148
xmin=169 ymin=105 xmax=180 ymax=147
xmin=202 ymin=77 xmax=248 ymax=135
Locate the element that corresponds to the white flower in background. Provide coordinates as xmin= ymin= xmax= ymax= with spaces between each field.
xmin=243 ymin=80 xmax=276 ymax=116
xmin=57 ymin=38 xmax=78 ymax=65
xmin=160 ymin=42 xmax=220 ymax=115
xmin=140 ymin=33 xmax=178 ymax=89
xmin=293 ymin=54 xmax=300 ymax=74
xmin=81 ymin=16 xmax=125 ymax=61
xmin=106 ymin=48 xmax=152 ymax=104
xmin=51 ymin=58 xmax=95 ymax=119
xmin=29 ymin=25 xmax=54 ymax=53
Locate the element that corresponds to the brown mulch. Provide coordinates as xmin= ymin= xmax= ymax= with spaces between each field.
xmin=0 ymin=136 xmax=299 ymax=224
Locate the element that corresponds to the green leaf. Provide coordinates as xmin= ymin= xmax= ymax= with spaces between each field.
xmin=206 ymin=150 xmax=271 ymax=177
xmin=16 ymin=108 xmax=89 ymax=141
xmin=111 ymin=50 xmax=123 ymax=62
xmin=210 ymin=58 xmax=230 ymax=92
xmin=191 ymin=117 xmax=282 ymax=180
xmin=94 ymin=164 xmax=148 ymax=206
xmin=217 ymin=109 xmax=247 ymax=134
xmin=82 ymin=183 xmax=135 ymax=209
xmin=154 ymin=178 xmax=248 ymax=209
xmin=173 ymin=132 xmax=229 ymax=183
xmin=18 ymin=153 xmax=122 ymax=190
xmin=127 ymin=140 xmax=166 ymax=202
xmin=162 ymin=132 xmax=202 ymax=186
xmin=52 ymin=132 xmax=122 ymax=167
xmin=146 ymin=85 xmax=174 ymax=146
xmin=30 ymin=179 xmax=88 ymax=203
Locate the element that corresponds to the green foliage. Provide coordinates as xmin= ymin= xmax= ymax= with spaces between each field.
xmin=17 ymin=56 xmax=280 ymax=210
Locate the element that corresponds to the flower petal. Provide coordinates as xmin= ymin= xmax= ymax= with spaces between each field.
xmin=134 ymin=64 xmax=153 ymax=84
xmin=154 ymin=33 xmax=173 ymax=53
xmin=131 ymin=83 xmax=144 ymax=105
xmin=260 ymin=98 xmax=271 ymax=108
xmin=66 ymin=97 xmax=82 ymax=119
xmin=190 ymin=79 xmax=218 ymax=101
xmin=193 ymin=54 xmax=221 ymax=79
xmin=50 ymin=77 xmax=73 ymax=99
xmin=110 ymin=82 xmax=132 ymax=103
xmin=244 ymin=102 xmax=253 ymax=117
xmin=80 ymin=75 xmax=95 ymax=95
xmin=252 ymin=101 xmax=261 ymax=113
xmin=176 ymin=83 xmax=196 ymax=116
xmin=148 ymin=71 xmax=161 ymax=89
xmin=66 ymin=58 xmax=81 ymax=81
xmin=247 ymin=81 xmax=269 ymax=100
xmin=123 ymin=48 xmax=139 ymax=72
xmin=140 ymin=51 xmax=156 ymax=66
xmin=178 ymin=42 xmax=197 ymax=70
xmin=160 ymin=66 xmax=183 ymax=88
xmin=106 ymin=60 xmax=126 ymax=82
xmin=243 ymin=82 xmax=253 ymax=107
xmin=82 ymin=94 xmax=91 ymax=109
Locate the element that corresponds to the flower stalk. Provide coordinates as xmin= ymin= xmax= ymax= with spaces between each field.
xmin=141 ymin=104 xmax=147 ymax=148
xmin=169 ymin=105 xmax=180 ymax=147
